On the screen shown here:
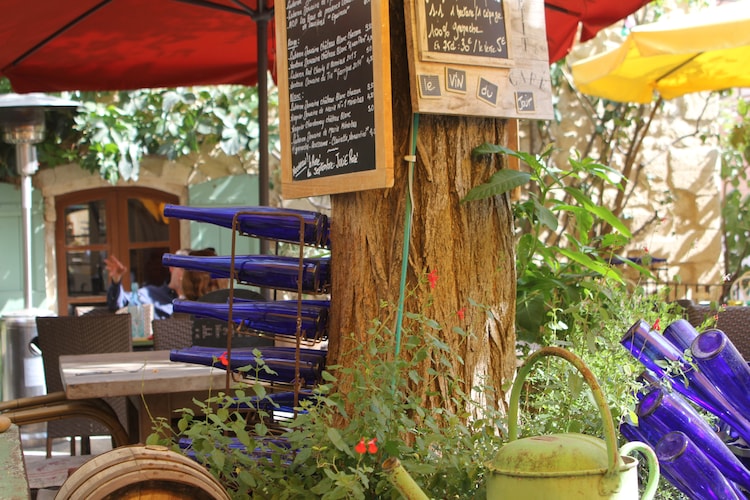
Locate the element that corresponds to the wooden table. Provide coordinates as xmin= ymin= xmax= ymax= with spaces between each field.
xmin=60 ymin=350 xmax=239 ymax=443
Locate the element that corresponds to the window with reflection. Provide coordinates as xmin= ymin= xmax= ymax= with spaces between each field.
xmin=56 ymin=188 xmax=179 ymax=315
xmin=64 ymin=201 xmax=107 ymax=246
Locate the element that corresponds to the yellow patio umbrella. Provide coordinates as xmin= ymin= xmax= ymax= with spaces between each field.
xmin=571 ymin=1 xmax=750 ymax=103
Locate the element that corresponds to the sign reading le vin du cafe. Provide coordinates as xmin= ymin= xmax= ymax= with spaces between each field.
xmin=405 ymin=0 xmax=553 ymax=120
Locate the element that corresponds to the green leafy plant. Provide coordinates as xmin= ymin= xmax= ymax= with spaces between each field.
xmin=516 ymin=285 xmax=687 ymax=500
xmin=465 ymin=144 xmax=689 ymax=498
xmin=148 ymin=283 xmax=506 ymax=499
xmin=720 ymin=96 xmax=750 ymax=295
xmin=466 ymin=143 xmax=651 ymax=343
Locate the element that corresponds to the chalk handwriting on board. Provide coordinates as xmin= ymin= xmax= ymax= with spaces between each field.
xmin=419 ymin=74 xmax=442 ymax=98
xmin=423 ymin=0 xmax=509 ymax=60
xmin=286 ymin=0 xmax=377 ymax=181
xmin=446 ymin=68 xmax=467 ymax=93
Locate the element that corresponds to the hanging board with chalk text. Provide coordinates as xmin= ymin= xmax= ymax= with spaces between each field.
xmin=404 ymin=0 xmax=553 ymax=120
xmin=277 ymin=0 xmax=393 ymax=199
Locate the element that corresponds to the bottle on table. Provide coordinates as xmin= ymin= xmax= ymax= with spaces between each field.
xmin=128 ymin=283 xmax=146 ymax=339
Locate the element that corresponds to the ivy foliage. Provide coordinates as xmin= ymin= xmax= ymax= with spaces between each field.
xmin=0 ymin=79 xmax=278 ymax=184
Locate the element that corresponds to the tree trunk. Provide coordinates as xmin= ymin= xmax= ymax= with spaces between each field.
xmin=326 ymin=0 xmax=516 ymax=414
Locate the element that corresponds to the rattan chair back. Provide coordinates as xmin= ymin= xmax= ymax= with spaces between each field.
xmin=152 ymin=315 xmax=193 ymax=351
xmin=685 ymin=303 xmax=750 ymax=360
xmin=35 ymin=314 xmax=132 ymax=456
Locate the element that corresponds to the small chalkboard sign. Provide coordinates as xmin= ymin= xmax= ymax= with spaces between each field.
xmin=277 ymin=0 xmax=393 ymax=199
xmin=418 ymin=0 xmax=512 ymax=67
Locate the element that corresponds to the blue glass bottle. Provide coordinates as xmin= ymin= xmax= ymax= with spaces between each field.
xmin=621 ymin=319 xmax=750 ymax=441
xmin=172 ymin=298 xmax=329 ymax=340
xmin=638 ymin=386 xmax=750 ymax=491
xmin=621 ymin=319 xmax=687 ymax=379
xmin=162 ymin=253 xmax=330 ymax=294
xmin=163 ymin=204 xmax=330 ymax=248
xmin=691 ymin=328 xmax=750 ymax=416
xmin=662 ymin=318 xmax=701 ymax=352
xmin=656 ymin=431 xmax=742 ymax=500
xmin=620 ymin=422 xmax=692 ymax=498
xmin=170 ymin=345 xmax=327 ymax=385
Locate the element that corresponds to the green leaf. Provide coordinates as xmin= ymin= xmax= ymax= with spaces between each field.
xmin=557 ymin=247 xmax=624 ymax=284
xmin=534 ymin=201 xmax=558 ymax=230
xmin=564 ymin=187 xmax=632 ymax=237
xmin=327 ymin=427 xmax=348 ymax=452
xmin=461 ymin=169 xmax=531 ymax=203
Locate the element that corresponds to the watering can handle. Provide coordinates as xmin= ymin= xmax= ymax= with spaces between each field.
xmin=508 ymin=346 xmax=621 ymax=476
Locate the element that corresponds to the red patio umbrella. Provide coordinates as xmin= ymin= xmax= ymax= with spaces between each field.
xmin=0 ymin=0 xmax=275 ymax=206
xmin=0 ymin=0 xmax=275 ymax=92
xmin=545 ymin=0 xmax=653 ymax=63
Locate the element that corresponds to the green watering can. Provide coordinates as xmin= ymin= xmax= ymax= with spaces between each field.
xmin=485 ymin=346 xmax=659 ymax=500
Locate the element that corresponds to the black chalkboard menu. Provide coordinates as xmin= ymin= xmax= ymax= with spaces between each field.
xmin=277 ymin=0 xmax=394 ymax=199
xmin=418 ymin=0 xmax=511 ymax=66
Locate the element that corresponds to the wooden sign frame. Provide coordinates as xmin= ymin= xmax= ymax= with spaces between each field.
xmin=405 ymin=0 xmax=553 ymax=120
xmin=277 ymin=0 xmax=394 ymax=199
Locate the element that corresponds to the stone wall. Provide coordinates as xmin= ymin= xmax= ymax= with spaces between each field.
xmin=520 ymin=5 xmax=728 ymax=302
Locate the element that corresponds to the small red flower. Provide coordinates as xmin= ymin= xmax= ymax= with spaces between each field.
xmin=652 ymin=318 xmax=660 ymax=332
xmin=218 ymin=351 xmax=229 ymax=366
xmin=355 ymin=437 xmax=378 ymax=454
xmin=457 ymin=308 xmax=466 ymax=320
xmin=427 ymin=269 xmax=439 ymax=289
xmin=355 ymin=438 xmax=366 ymax=455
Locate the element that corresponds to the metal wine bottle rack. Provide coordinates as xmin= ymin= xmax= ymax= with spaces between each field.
xmin=223 ymin=209 xmax=330 ymax=405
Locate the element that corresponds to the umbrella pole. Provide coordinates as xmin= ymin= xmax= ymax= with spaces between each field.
xmin=258 ymin=2 xmax=269 ymax=210
xmin=257 ymin=2 xmax=271 ymax=266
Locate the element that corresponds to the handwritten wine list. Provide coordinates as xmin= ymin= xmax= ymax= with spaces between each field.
xmin=286 ymin=0 xmax=377 ymax=180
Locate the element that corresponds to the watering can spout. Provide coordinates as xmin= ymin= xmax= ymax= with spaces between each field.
xmin=382 ymin=457 xmax=430 ymax=500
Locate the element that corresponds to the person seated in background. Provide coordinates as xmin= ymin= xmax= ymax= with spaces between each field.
xmin=181 ymin=248 xmax=229 ymax=300
xmin=105 ymin=249 xmax=188 ymax=319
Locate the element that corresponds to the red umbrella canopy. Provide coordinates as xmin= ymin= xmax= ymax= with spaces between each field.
xmin=545 ymin=0 xmax=652 ymax=63
xmin=0 ymin=0 xmax=275 ymax=92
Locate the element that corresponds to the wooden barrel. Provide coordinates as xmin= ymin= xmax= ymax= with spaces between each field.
xmin=55 ymin=444 xmax=230 ymax=500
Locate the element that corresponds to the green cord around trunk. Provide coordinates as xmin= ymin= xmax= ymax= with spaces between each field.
xmin=394 ymin=113 xmax=419 ymax=357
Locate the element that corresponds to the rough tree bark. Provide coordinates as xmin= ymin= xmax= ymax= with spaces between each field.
xmin=326 ymin=0 xmax=517 ymax=414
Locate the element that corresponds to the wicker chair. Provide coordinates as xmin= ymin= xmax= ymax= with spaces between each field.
xmin=35 ymin=314 xmax=133 ymax=457
xmin=683 ymin=302 xmax=750 ymax=360
xmin=152 ymin=315 xmax=193 ymax=351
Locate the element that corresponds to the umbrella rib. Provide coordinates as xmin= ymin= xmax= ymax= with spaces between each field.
xmin=8 ymin=0 xmax=113 ymax=69
xmin=545 ymin=3 xmax=579 ymax=15
xmin=231 ymin=0 xmax=275 ymax=21
xmin=172 ymin=0 xmax=273 ymax=21
xmin=654 ymin=53 xmax=702 ymax=84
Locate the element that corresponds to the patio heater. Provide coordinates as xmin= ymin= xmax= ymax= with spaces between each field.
xmin=0 ymin=93 xmax=79 ymax=402
xmin=0 ymin=93 xmax=79 ymax=309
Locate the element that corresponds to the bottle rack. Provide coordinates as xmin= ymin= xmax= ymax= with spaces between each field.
xmin=165 ymin=205 xmax=331 ymax=419
xmin=224 ymin=209 xmax=330 ymax=409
